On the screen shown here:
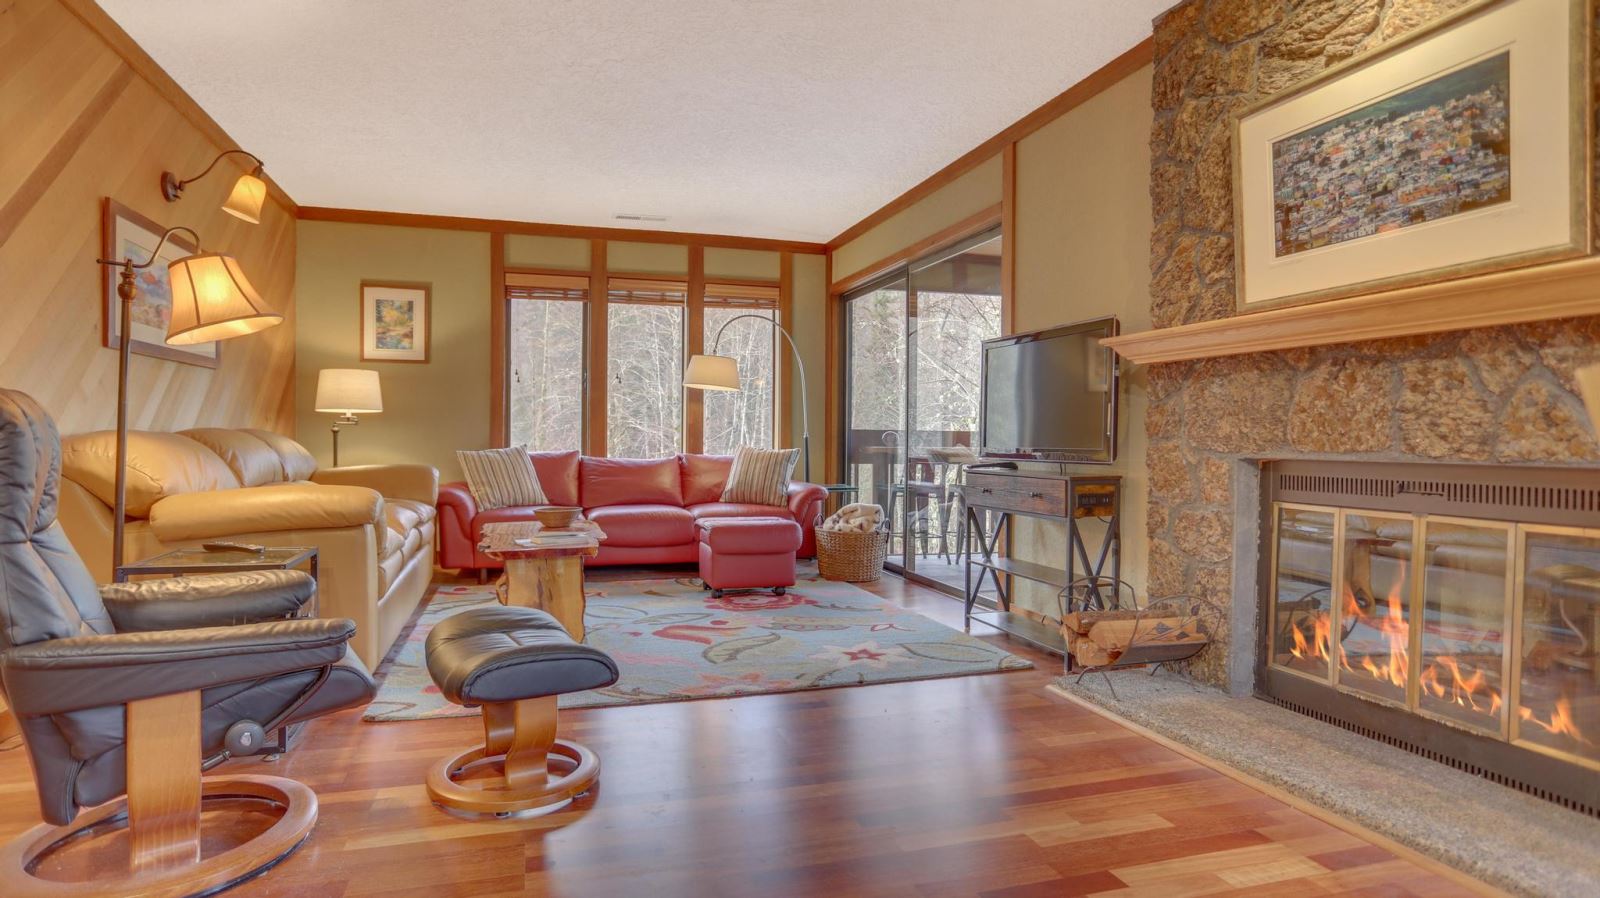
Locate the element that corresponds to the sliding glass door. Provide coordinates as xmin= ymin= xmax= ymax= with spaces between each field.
xmin=841 ymin=227 xmax=1002 ymax=590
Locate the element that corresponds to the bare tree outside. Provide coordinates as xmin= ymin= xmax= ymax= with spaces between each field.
xmin=607 ymin=301 xmax=684 ymax=458
xmin=703 ymin=307 xmax=776 ymax=454
xmin=508 ymin=298 xmax=584 ymax=450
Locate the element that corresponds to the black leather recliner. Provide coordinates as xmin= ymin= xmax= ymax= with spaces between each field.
xmin=0 ymin=388 xmax=376 ymax=894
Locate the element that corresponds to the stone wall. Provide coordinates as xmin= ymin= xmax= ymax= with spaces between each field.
xmin=1146 ymin=0 xmax=1600 ymax=691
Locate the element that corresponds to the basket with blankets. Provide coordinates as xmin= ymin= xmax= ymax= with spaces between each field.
xmin=815 ymin=503 xmax=887 ymax=582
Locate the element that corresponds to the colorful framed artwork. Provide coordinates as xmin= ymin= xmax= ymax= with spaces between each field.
xmin=1232 ymin=0 xmax=1591 ymax=312
xmin=101 ymin=198 xmax=220 ymax=367
xmin=360 ymin=281 xmax=430 ymax=362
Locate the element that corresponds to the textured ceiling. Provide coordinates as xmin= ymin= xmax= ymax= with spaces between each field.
xmin=98 ymin=0 xmax=1171 ymax=241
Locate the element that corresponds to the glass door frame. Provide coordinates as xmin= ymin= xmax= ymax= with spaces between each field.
xmin=837 ymin=225 xmax=1003 ymax=595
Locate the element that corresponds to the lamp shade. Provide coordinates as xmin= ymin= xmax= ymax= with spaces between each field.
xmin=684 ymin=354 xmax=740 ymax=391
xmin=222 ymin=171 xmax=268 ymax=224
xmin=164 ymin=252 xmax=282 ymax=345
xmin=1578 ymin=363 xmax=1600 ymax=437
xmin=315 ymin=369 xmax=383 ymax=414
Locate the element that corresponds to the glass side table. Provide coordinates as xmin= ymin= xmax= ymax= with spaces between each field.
xmin=115 ymin=545 xmax=319 ymax=757
xmin=115 ymin=546 xmax=318 ymax=603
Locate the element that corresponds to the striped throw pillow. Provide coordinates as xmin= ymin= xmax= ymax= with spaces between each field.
xmin=720 ymin=446 xmax=799 ymax=507
xmin=456 ymin=447 xmax=547 ymax=511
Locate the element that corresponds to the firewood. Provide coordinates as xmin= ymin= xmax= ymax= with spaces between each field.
xmin=1088 ymin=618 xmax=1207 ymax=651
xmin=1060 ymin=609 xmax=1143 ymax=635
xmin=1070 ymin=639 xmax=1115 ymax=667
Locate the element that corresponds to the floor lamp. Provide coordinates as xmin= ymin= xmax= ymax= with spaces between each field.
xmin=98 ymin=229 xmax=282 ymax=571
xmin=685 ymin=314 xmax=810 ymax=483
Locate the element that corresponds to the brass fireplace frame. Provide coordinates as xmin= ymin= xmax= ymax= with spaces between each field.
xmin=1257 ymin=459 xmax=1600 ymax=816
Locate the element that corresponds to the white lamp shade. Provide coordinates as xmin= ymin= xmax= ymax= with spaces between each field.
xmin=222 ymin=172 xmax=268 ymax=224
xmin=315 ymin=369 xmax=383 ymax=414
xmin=684 ymin=354 xmax=740 ymax=391
xmin=1578 ymin=363 xmax=1600 ymax=437
xmin=164 ymin=253 xmax=282 ymax=345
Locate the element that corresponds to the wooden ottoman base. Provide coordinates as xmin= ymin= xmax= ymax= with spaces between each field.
xmin=426 ymin=695 xmax=599 ymax=817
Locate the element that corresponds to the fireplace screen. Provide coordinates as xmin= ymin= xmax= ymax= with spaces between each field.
xmin=1270 ymin=504 xmax=1598 ymax=769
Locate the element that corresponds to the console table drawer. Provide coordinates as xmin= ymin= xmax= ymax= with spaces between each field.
xmin=963 ymin=473 xmax=1067 ymax=516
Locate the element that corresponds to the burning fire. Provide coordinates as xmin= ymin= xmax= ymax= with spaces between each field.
xmin=1520 ymin=697 xmax=1594 ymax=747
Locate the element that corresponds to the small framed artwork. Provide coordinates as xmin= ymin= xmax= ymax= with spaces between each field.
xmin=360 ymin=281 xmax=430 ymax=362
xmin=1232 ymin=0 xmax=1591 ymax=312
xmin=101 ymin=198 xmax=220 ymax=367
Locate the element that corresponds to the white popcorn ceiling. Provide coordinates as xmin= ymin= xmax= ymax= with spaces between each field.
xmin=99 ymin=0 xmax=1172 ymax=242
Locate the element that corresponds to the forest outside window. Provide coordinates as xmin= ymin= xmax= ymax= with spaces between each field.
xmin=507 ymin=272 xmax=587 ymax=451
xmin=703 ymin=283 xmax=779 ymax=455
xmin=607 ymin=277 xmax=686 ymax=458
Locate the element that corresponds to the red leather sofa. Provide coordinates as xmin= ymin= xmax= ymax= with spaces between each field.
xmin=438 ymin=452 xmax=826 ymax=571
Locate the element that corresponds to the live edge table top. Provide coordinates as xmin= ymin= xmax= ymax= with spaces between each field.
xmin=478 ymin=520 xmax=607 ymax=560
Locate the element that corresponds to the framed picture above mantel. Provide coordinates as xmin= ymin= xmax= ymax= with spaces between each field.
xmin=360 ymin=281 xmax=431 ymax=362
xmin=1232 ymin=0 xmax=1591 ymax=312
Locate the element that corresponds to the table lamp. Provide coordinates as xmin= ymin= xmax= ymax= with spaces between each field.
xmin=685 ymin=314 xmax=810 ymax=482
xmin=315 ymin=369 xmax=383 ymax=466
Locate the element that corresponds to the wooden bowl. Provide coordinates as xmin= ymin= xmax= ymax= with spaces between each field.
xmin=534 ymin=506 xmax=583 ymax=529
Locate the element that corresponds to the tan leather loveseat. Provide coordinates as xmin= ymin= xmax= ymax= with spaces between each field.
xmin=55 ymin=427 xmax=437 ymax=668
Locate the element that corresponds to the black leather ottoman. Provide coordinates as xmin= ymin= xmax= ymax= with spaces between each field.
xmin=423 ymin=605 xmax=618 ymax=817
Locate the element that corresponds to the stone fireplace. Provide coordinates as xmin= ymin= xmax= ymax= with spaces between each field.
xmin=1259 ymin=459 xmax=1599 ymax=813
xmin=1142 ymin=0 xmax=1600 ymax=808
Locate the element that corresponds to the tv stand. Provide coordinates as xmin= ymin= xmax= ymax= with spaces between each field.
xmin=958 ymin=469 xmax=1121 ymax=662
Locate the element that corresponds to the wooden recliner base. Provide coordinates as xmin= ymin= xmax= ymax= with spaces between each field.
xmin=426 ymin=695 xmax=600 ymax=817
xmin=0 ymin=692 xmax=317 ymax=898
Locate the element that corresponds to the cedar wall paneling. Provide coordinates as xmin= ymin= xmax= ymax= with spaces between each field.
xmin=0 ymin=0 xmax=297 ymax=436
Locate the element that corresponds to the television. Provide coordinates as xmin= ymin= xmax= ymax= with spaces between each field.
xmin=979 ymin=316 xmax=1120 ymax=463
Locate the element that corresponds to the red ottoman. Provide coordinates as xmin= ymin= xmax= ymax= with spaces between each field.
xmin=696 ymin=517 xmax=803 ymax=597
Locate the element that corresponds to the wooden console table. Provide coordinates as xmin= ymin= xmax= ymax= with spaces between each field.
xmin=959 ymin=468 xmax=1122 ymax=658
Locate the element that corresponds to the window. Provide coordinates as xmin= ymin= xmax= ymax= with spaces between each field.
xmin=703 ymin=283 xmax=779 ymax=455
xmin=606 ymin=277 xmax=686 ymax=458
xmin=507 ymin=272 xmax=587 ymax=451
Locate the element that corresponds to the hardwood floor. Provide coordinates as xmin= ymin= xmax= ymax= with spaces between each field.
xmin=0 ymin=570 xmax=1479 ymax=897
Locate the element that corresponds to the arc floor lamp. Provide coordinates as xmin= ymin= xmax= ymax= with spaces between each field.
xmin=98 ymin=227 xmax=281 ymax=570
xmin=684 ymin=314 xmax=810 ymax=482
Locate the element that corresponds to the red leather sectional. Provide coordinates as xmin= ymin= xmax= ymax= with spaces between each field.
xmin=438 ymin=452 xmax=826 ymax=571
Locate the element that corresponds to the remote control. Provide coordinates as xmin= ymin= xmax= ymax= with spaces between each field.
xmin=202 ymin=541 xmax=267 ymax=554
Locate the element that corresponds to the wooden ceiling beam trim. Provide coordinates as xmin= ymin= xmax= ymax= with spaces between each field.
xmin=297 ymin=206 xmax=829 ymax=255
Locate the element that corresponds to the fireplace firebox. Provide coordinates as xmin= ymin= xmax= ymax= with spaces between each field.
xmin=1258 ymin=460 xmax=1600 ymax=816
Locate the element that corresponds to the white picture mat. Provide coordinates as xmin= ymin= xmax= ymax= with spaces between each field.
xmin=361 ymin=284 xmax=428 ymax=360
xmin=1238 ymin=0 xmax=1575 ymax=307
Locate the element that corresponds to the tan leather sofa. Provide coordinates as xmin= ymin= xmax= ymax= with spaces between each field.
xmin=55 ymin=426 xmax=437 ymax=669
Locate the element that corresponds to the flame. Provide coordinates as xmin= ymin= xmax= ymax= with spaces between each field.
xmin=1340 ymin=573 xmax=1410 ymax=689
xmin=1520 ymin=697 xmax=1594 ymax=747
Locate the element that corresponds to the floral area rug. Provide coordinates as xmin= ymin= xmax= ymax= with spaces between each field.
xmin=363 ymin=575 xmax=1032 ymax=721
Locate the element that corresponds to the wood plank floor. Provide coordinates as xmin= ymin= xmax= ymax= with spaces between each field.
xmin=0 ymin=570 xmax=1479 ymax=897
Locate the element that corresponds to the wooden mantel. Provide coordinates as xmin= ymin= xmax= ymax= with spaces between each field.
xmin=1103 ymin=256 xmax=1600 ymax=365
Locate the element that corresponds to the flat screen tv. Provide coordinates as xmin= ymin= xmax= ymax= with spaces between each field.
xmin=979 ymin=316 xmax=1120 ymax=463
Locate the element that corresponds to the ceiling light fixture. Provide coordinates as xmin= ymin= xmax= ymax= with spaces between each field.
xmin=161 ymin=149 xmax=270 ymax=224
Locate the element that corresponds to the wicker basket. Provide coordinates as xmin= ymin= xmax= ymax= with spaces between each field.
xmin=814 ymin=527 xmax=888 ymax=582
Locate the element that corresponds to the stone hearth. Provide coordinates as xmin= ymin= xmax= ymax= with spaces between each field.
xmin=1145 ymin=0 xmax=1600 ymax=691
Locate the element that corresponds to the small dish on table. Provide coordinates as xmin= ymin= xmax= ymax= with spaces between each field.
xmin=534 ymin=506 xmax=583 ymax=529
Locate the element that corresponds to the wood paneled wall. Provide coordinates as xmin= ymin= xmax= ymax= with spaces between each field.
xmin=0 ymin=0 xmax=298 ymax=436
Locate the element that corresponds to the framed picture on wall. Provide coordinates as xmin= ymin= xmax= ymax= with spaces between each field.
xmin=360 ymin=281 xmax=430 ymax=362
xmin=1232 ymin=0 xmax=1591 ymax=312
xmin=101 ymin=199 xmax=221 ymax=368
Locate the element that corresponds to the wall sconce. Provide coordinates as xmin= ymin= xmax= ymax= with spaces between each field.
xmin=161 ymin=149 xmax=269 ymax=224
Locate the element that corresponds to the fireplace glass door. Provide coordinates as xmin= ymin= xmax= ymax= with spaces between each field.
xmin=1417 ymin=517 xmax=1510 ymax=735
xmin=1515 ymin=526 xmax=1599 ymax=767
xmin=1270 ymin=505 xmax=1336 ymax=679
xmin=1337 ymin=512 xmax=1414 ymax=706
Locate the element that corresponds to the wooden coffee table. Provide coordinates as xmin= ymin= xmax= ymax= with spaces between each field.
xmin=479 ymin=520 xmax=605 ymax=641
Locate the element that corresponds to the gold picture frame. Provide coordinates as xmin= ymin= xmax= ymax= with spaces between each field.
xmin=360 ymin=281 xmax=431 ymax=363
xmin=101 ymin=198 xmax=220 ymax=368
xmin=1231 ymin=0 xmax=1592 ymax=312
